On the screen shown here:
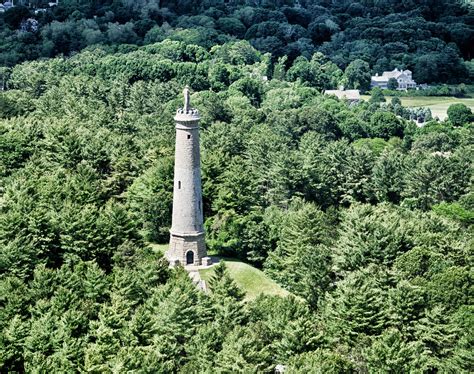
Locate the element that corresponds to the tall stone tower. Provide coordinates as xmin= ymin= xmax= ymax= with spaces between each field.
xmin=166 ymin=87 xmax=207 ymax=266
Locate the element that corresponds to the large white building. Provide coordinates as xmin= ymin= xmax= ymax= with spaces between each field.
xmin=0 ymin=1 xmax=13 ymax=12
xmin=371 ymin=68 xmax=417 ymax=90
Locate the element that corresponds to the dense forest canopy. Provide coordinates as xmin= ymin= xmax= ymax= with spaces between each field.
xmin=1 ymin=0 xmax=473 ymax=84
xmin=1 ymin=36 xmax=473 ymax=371
xmin=1 ymin=0 xmax=474 ymax=371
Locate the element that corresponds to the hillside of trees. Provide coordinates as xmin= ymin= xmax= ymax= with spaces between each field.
xmin=1 ymin=0 xmax=474 ymax=85
xmin=1 ymin=38 xmax=473 ymax=371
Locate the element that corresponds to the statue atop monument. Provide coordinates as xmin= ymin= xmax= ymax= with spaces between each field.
xmin=176 ymin=85 xmax=199 ymax=118
xmin=183 ymin=85 xmax=191 ymax=112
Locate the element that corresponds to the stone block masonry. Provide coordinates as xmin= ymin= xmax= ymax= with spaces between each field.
xmin=168 ymin=232 xmax=206 ymax=266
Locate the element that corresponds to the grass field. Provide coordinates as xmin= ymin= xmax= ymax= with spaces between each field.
xmin=148 ymin=242 xmax=168 ymax=254
xmin=148 ymin=243 xmax=290 ymax=301
xmin=361 ymin=95 xmax=474 ymax=120
xmin=199 ymin=258 xmax=290 ymax=301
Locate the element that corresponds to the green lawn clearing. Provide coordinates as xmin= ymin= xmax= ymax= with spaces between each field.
xmin=396 ymin=96 xmax=474 ymax=120
xmin=199 ymin=258 xmax=290 ymax=301
xmin=362 ymin=95 xmax=474 ymax=120
xmin=148 ymin=244 xmax=291 ymax=301
xmin=148 ymin=243 xmax=168 ymax=254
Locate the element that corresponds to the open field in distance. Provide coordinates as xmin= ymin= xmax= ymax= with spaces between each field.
xmin=362 ymin=95 xmax=474 ymax=120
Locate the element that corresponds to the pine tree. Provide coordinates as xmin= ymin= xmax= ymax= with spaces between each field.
xmin=387 ymin=280 xmax=426 ymax=336
xmin=287 ymin=349 xmax=354 ymax=374
xmin=247 ymin=295 xmax=319 ymax=362
xmin=333 ymin=204 xmax=418 ymax=274
xmin=446 ymin=305 xmax=474 ymax=372
xmin=363 ymin=328 xmax=428 ymax=373
xmin=414 ymin=306 xmax=461 ymax=370
xmin=215 ymin=325 xmax=272 ymax=373
xmin=0 ymin=315 xmax=28 ymax=372
xmin=23 ymin=313 xmax=58 ymax=371
xmin=133 ymin=268 xmax=204 ymax=371
xmin=127 ymin=304 xmax=157 ymax=346
xmin=372 ymin=149 xmax=407 ymax=204
xmin=182 ymin=323 xmax=222 ymax=373
xmin=322 ymin=266 xmax=391 ymax=346
xmin=264 ymin=198 xmax=332 ymax=299
xmin=208 ymin=261 xmax=245 ymax=332
xmin=85 ymin=292 xmax=136 ymax=370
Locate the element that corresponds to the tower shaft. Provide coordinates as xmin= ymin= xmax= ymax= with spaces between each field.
xmin=171 ymin=120 xmax=203 ymax=234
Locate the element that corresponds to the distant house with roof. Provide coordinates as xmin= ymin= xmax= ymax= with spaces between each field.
xmin=324 ymin=88 xmax=360 ymax=105
xmin=1 ymin=1 xmax=13 ymax=11
xmin=371 ymin=68 xmax=417 ymax=90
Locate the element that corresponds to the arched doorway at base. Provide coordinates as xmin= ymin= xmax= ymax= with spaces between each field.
xmin=186 ymin=251 xmax=194 ymax=265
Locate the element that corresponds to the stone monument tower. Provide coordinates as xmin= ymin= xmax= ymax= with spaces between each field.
xmin=166 ymin=86 xmax=208 ymax=266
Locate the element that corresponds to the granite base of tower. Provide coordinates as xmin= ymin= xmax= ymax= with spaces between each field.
xmin=166 ymin=231 xmax=207 ymax=266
